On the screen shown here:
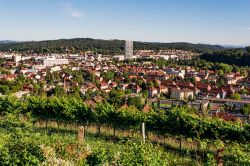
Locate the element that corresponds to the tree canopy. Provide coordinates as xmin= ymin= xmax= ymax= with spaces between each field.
xmin=0 ymin=38 xmax=225 ymax=54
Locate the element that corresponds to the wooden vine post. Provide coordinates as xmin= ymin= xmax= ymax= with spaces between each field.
xmin=77 ymin=126 xmax=85 ymax=145
xmin=142 ymin=122 xmax=146 ymax=143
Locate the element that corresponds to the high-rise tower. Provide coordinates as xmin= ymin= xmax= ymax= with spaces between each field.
xmin=125 ymin=40 xmax=133 ymax=59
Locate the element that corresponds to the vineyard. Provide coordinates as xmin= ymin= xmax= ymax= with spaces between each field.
xmin=0 ymin=95 xmax=249 ymax=165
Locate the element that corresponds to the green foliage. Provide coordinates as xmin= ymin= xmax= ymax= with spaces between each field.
xmin=223 ymin=142 xmax=250 ymax=165
xmin=0 ymin=115 xmax=45 ymax=166
xmin=216 ymin=63 xmax=233 ymax=73
xmin=53 ymin=85 xmax=66 ymax=96
xmin=239 ymin=89 xmax=249 ymax=95
xmin=94 ymin=102 xmax=115 ymax=126
xmin=200 ymin=48 xmax=250 ymax=66
xmin=26 ymin=96 xmax=90 ymax=124
xmin=0 ymin=104 xmax=249 ymax=165
xmin=101 ymin=71 xmax=115 ymax=81
xmin=108 ymin=90 xmax=126 ymax=108
xmin=230 ymin=93 xmax=241 ymax=100
xmin=0 ymin=58 xmax=5 ymax=66
xmin=1 ymin=96 xmax=249 ymax=142
xmin=86 ymin=140 xmax=194 ymax=166
xmin=0 ymin=96 xmax=21 ymax=115
xmin=116 ymin=141 xmax=167 ymax=166
xmin=86 ymin=147 xmax=114 ymax=165
xmin=205 ymin=153 xmax=217 ymax=166
xmin=116 ymin=106 xmax=146 ymax=130
xmin=0 ymin=85 xmax=9 ymax=95
xmin=0 ymin=113 xmax=28 ymax=130
xmin=127 ymin=96 xmax=144 ymax=109
xmin=0 ymin=136 xmax=45 ymax=166
xmin=147 ymin=107 xmax=248 ymax=141
xmin=0 ymin=38 xmax=224 ymax=54
xmin=242 ymin=104 xmax=250 ymax=115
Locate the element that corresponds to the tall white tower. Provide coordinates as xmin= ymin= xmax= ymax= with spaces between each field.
xmin=125 ymin=40 xmax=133 ymax=59
xmin=13 ymin=54 xmax=22 ymax=66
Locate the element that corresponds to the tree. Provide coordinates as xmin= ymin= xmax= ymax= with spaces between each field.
xmin=190 ymin=77 xmax=196 ymax=85
xmin=242 ymin=104 xmax=250 ymax=115
xmin=230 ymin=93 xmax=241 ymax=100
xmin=53 ymin=85 xmax=66 ymax=96
xmin=239 ymin=89 xmax=248 ymax=95
xmin=200 ymin=48 xmax=250 ymax=66
xmin=108 ymin=90 xmax=125 ymax=108
xmin=45 ymin=71 xmax=54 ymax=84
xmin=33 ymin=83 xmax=40 ymax=94
xmin=217 ymin=70 xmax=224 ymax=76
xmin=0 ymin=85 xmax=10 ymax=95
xmin=94 ymin=102 xmax=115 ymax=134
xmin=101 ymin=71 xmax=115 ymax=81
xmin=75 ymin=74 xmax=84 ymax=85
xmin=0 ymin=58 xmax=5 ymax=66
xmin=127 ymin=96 xmax=143 ymax=110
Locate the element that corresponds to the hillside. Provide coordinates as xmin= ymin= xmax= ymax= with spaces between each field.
xmin=0 ymin=38 xmax=225 ymax=54
xmin=0 ymin=40 xmax=19 ymax=44
xmin=0 ymin=96 xmax=249 ymax=165
xmin=200 ymin=47 xmax=250 ymax=66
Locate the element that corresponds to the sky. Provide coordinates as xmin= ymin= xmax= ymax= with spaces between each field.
xmin=0 ymin=0 xmax=250 ymax=46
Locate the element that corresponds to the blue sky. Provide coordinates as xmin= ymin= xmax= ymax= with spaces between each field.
xmin=0 ymin=0 xmax=250 ymax=45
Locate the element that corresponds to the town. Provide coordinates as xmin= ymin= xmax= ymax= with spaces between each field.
xmin=0 ymin=40 xmax=249 ymax=124
xmin=1 ymin=0 xmax=250 ymax=165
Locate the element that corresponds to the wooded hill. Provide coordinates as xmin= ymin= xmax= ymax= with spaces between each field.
xmin=200 ymin=47 xmax=250 ymax=66
xmin=0 ymin=38 xmax=225 ymax=54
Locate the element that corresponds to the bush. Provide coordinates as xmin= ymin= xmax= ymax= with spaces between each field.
xmin=0 ymin=135 xmax=45 ymax=166
xmin=86 ymin=141 xmax=193 ymax=166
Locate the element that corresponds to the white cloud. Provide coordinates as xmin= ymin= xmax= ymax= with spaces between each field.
xmin=62 ymin=3 xmax=83 ymax=18
xmin=247 ymin=27 xmax=250 ymax=31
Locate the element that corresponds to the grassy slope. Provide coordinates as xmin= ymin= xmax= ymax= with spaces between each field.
xmin=0 ymin=123 xmax=198 ymax=166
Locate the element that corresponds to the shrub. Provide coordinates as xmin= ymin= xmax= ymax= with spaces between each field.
xmin=0 ymin=135 xmax=45 ymax=166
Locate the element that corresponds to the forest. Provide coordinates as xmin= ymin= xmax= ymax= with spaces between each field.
xmin=200 ymin=47 xmax=250 ymax=66
xmin=0 ymin=38 xmax=225 ymax=54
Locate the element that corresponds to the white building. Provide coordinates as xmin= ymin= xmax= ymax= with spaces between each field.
xmin=33 ymin=65 xmax=46 ymax=70
xmin=3 ymin=53 xmax=14 ymax=59
xmin=95 ymin=54 xmax=102 ymax=61
xmin=13 ymin=54 xmax=22 ymax=63
xmin=114 ymin=55 xmax=125 ymax=61
xmin=43 ymin=56 xmax=69 ymax=66
xmin=171 ymin=89 xmax=194 ymax=100
xmin=125 ymin=40 xmax=133 ymax=60
xmin=50 ymin=66 xmax=61 ymax=72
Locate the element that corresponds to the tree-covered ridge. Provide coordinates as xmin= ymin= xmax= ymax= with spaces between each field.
xmin=0 ymin=38 xmax=225 ymax=54
xmin=134 ymin=42 xmax=224 ymax=52
xmin=200 ymin=48 xmax=250 ymax=66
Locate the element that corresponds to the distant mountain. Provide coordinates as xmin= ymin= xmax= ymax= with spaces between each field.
xmin=0 ymin=40 xmax=19 ymax=44
xmin=0 ymin=38 xmax=225 ymax=54
xmin=220 ymin=44 xmax=245 ymax=48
